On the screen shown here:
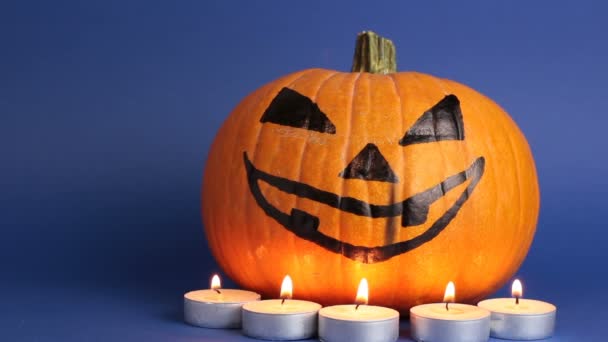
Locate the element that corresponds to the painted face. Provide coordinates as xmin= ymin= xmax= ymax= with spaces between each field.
xmin=244 ymin=87 xmax=485 ymax=263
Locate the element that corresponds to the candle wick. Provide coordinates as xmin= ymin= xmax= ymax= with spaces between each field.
xmin=355 ymin=304 xmax=360 ymax=310
xmin=214 ymin=289 xmax=221 ymax=294
xmin=445 ymin=302 xmax=449 ymax=311
xmin=281 ymin=298 xmax=286 ymax=305
xmin=515 ymin=296 xmax=519 ymax=305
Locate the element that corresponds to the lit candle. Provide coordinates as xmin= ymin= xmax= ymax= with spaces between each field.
xmin=318 ymin=278 xmax=400 ymax=342
xmin=410 ymin=281 xmax=491 ymax=342
xmin=184 ymin=274 xmax=260 ymax=328
xmin=477 ymin=279 xmax=556 ymax=340
xmin=242 ymin=275 xmax=322 ymax=340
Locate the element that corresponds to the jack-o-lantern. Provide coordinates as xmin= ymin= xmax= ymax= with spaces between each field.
xmin=202 ymin=32 xmax=539 ymax=312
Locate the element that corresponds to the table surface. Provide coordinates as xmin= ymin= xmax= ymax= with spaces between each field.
xmin=1 ymin=281 xmax=604 ymax=342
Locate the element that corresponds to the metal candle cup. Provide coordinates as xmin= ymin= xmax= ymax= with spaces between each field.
xmin=410 ymin=303 xmax=491 ymax=342
xmin=477 ymin=278 xmax=556 ymax=340
xmin=318 ymin=305 xmax=399 ymax=342
xmin=477 ymin=299 xmax=555 ymax=340
xmin=183 ymin=288 xmax=260 ymax=328
xmin=241 ymin=275 xmax=322 ymax=340
xmin=242 ymin=299 xmax=322 ymax=340
xmin=318 ymin=278 xmax=399 ymax=342
xmin=409 ymin=281 xmax=491 ymax=342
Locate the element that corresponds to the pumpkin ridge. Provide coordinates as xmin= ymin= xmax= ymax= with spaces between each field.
xmin=441 ymin=79 xmax=519 ymax=295
xmin=290 ymin=70 xmax=340 ymax=293
xmin=291 ymin=70 xmax=341 ymax=202
xmin=441 ymin=79 xmax=491 ymax=293
xmin=455 ymin=83 xmax=504 ymax=289
xmin=409 ymin=72 xmax=451 ymax=294
xmin=244 ymin=69 xmax=316 ymax=291
xmin=494 ymin=100 xmax=528 ymax=294
xmin=361 ymin=75 xmax=374 ymax=268
xmin=485 ymin=96 xmax=523 ymax=286
xmin=387 ymin=73 xmax=405 ymax=306
xmin=479 ymin=91 xmax=526 ymax=288
xmin=339 ymin=71 xmax=362 ymax=288
xmin=206 ymin=78 xmax=283 ymax=286
xmin=491 ymin=95 xmax=539 ymax=283
xmin=271 ymin=69 xmax=331 ymax=290
xmin=428 ymin=76 xmax=475 ymax=292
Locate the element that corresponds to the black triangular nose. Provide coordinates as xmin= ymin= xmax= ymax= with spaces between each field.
xmin=338 ymin=143 xmax=399 ymax=183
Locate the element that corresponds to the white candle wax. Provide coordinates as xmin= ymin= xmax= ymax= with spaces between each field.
xmin=184 ymin=289 xmax=260 ymax=328
xmin=477 ymin=298 xmax=556 ymax=340
xmin=318 ymin=305 xmax=400 ymax=342
xmin=242 ymin=299 xmax=322 ymax=340
xmin=410 ymin=303 xmax=491 ymax=342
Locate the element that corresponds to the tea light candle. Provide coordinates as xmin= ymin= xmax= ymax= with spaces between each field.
xmin=318 ymin=279 xmax=400 ymax=342
xmin=477 ymin=279 xmax=556 ymax=340
xmin=410 ymin=281 xmax=491 ymax=342
xmin=184 ymin=274 xmax=260 ymax=328
xmin=242 ymin=275 xmax=322 ymax=340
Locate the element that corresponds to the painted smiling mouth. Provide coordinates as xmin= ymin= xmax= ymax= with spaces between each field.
xmin=244 ymin=152 xmax=485 ymax=263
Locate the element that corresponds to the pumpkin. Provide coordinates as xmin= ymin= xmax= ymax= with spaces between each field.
xmin=202 ymin=31 xmax=539 ymax=312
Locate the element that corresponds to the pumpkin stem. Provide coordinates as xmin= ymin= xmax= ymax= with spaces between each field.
xmin=351 ymin=31 xmax=397 ymax=74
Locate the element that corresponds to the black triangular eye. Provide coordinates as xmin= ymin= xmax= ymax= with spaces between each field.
xmin=399 ymin=95 xmax=464 ymax=146
xmin=260 ymin=87 xmax=336 ymax=134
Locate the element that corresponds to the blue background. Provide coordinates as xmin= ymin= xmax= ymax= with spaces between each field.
xmin=1 ymin=0 xmax=607 ymax=340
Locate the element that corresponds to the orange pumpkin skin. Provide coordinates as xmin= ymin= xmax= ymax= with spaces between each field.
xmin=202 ymin=68 xmax=539 ymax=312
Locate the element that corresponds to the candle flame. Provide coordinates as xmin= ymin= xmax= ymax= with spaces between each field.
xmin=443 ymin=281 xmax=455 ymax=303
xmin=512 ymin=279 xmax=523 ymax=298
xmin=280 ymin=275 xmax=293 ymax=300
xmin=210 ymin=274 xmax=221 ymax=290
xmin=355 ymin=278 xmax=369 ymax=305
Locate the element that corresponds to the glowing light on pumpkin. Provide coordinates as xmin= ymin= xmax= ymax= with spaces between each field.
xmin=512 ymin=279 xmax=523 ymax=304
xmin=280 ymin=275 xmax=293 ymax=300
xmin=211 ymin=274 xmax=221 ymax=290
xmin=444 ymin=281 xmax=455 ymax=310
xmin=355 ymin=278 xmax=369 ymax=306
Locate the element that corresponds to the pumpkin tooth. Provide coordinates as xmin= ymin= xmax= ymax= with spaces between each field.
xmin=401 ymin=199 xmax=430 ymax=227
xmin=288 ymin=208 xmax=320 ymax=234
